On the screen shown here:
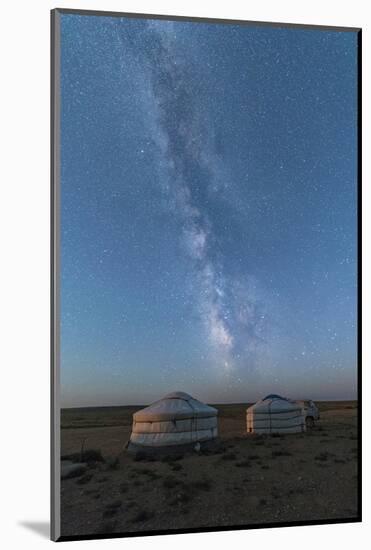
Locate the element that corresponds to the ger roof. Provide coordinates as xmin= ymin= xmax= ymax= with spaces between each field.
xmin=133 ymin=391 xmax=218 ymax=422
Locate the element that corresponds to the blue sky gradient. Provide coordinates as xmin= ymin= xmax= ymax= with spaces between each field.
xmin=60 ymin=15 xmax=358 ymax=407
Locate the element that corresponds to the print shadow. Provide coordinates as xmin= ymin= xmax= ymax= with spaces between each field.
xmin=18 ymin=521 xmax=49 ymax=539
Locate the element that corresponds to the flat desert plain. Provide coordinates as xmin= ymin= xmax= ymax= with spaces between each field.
xmin=60 ymin=401 xmax=358 ymax=537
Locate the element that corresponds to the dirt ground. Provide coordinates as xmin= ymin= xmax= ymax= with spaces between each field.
xmin=60 ymin=401 xmax=359 ymax=538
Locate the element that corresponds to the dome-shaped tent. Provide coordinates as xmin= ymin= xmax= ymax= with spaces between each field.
xmin=128 ymin=392 xmax=218 ymax=451
xmin=246 ymin=394 xmax=305 ymax=434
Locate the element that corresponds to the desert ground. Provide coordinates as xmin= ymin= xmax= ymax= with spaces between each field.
xmin=60 ymin=401 xmax=358 ymax=538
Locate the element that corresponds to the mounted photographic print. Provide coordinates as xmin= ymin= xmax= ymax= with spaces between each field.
xmin=51 ymin=8 xmax=361 ymax=542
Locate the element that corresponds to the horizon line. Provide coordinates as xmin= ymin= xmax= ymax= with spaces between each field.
xmin=61 ymin=397 xmax=358 ymax=410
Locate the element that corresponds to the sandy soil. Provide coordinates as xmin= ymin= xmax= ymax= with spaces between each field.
xmin=60 ymin=401 xmax=359 ymax=538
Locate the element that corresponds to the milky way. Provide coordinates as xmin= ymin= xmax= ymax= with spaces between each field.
xmin=116 ymin=20 xmax=272 ymax=373
xmin=60 ymin=14 xmax=358 ymax=406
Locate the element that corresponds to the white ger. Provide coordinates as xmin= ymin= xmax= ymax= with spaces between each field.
xmin=128 ymin=391 xmax=218 ymax=452
xmin=246 ymin=394 xmax=306 ymax=434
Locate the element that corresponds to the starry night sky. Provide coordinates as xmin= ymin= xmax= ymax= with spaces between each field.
xmin=60 ymin=14 xmax=358 ymax=407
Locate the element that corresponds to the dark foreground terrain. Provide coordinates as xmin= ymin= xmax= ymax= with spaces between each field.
xmin=60 ymin=401 xmax=358 ymax=537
